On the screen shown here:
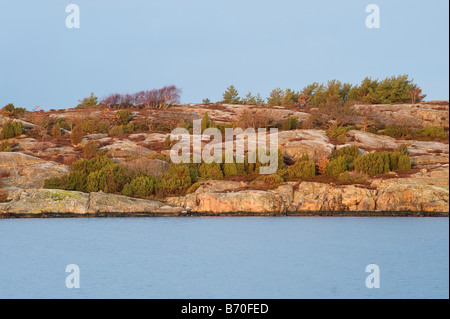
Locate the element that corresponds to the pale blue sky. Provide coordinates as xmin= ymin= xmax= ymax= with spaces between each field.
xmin=0 ymin=0 xmax=448 ymax=110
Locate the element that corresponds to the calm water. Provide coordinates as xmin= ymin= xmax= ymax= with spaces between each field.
xmin=0 ymin=217 xmax=448 ymax=299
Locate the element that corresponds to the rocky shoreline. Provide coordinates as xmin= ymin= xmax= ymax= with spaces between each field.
xmin=1 ymin=211 xmax=448 ymax=219
xmin=0 ymin=179 xmax=448 ymax=218
xmin=1 ymin=102 xmax=449 ymax=218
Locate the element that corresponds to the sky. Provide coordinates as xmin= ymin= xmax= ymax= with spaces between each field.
xmin=0 ymin=0 xmax=448 ymax=110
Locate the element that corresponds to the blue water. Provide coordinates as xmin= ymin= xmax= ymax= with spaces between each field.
xmin=0 ymin=217 xmax=448 ymax=299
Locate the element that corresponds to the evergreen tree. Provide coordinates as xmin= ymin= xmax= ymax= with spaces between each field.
xmin=76 ymin=92 xmax=98 ymax=109
xmin=222 ymin=85 xmax=240 ymax=104
xmin=267 ymin=88 xmax=283 ymax=106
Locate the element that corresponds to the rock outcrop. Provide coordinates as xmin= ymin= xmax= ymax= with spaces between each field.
xmin=278 ymin=129 xmax=334 ymax=160
xmin=168 ymin=190 xmax=286 ymax=214
xmin=0 ymin=189 xmax=89 ymax=215
xmin=0 ymin=153 xmax=69 ymax=188
xmin=352 ymin=102 xmax=449 ymax=129
xmin=100 ymin=139 xmax=155 ymax=158
xmin=87 ymin=192 xmax=183 ymax=214
xmin=166 ymin=167 xmax=449 ymax=214
xmin=120 ymin=157 xmax=169 ymax=176
xmin=0 ymin=189 xmax=184 ymax=216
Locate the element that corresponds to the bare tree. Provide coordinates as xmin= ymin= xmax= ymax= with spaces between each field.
xmin=100 ymin=86 xmax=181 ymax=110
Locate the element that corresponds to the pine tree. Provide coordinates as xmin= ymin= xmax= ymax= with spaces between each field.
xmin=222 ymin=85 xmax=240 ymax=104
xmin=267 ymin=88 xmax=283 ymax=106
xmin=77 ymin=92 xmax=98 ymax=109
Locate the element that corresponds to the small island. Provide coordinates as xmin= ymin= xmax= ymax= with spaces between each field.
xmin=1 ymin=76 xmax=449 ymax=217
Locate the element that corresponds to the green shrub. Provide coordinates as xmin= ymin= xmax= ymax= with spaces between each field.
xmin=121 ymin=183 xmax=134 ymax=197
xmin=199 ymin=162 xmax=224 ymax=181
xmin=327 ymin=123 xmax=351 ymax=138
xmin=0 ymin=123 xmax=14 ymax=140
xmin=388 ymin=152 xmax=401 ymax=171
xmin=354 ymin=152 xmax=391 ymax=176
xmin=337 ymin=134 xmax=347 ymax=144
xmin=281 ymin=117 xmax=300 ymax=130
xmin=187 ymin=164 xmax=200 ymax=183
xmin=71 ymin=156 xmax=115 ymax=175
xmin=85 ymin=163 xmax=133 ymax=193
xmin=222 ymin=153 xmax=238 ymax=177
xmin=86 ymin=170 xmax=107 ymax=193
xmin=109 ymin=125 xmax=124 ymax=136
xmin=201 ymin=112 xmax=210 ymax=132
xmin=123 ymin=123 xmax=135 ymax=133
xmin=398 ymin=154 xmax=412 ymax=171
xmin=327 ymin=123 xmax=351 ymax=143
xmin=156 ymin=164 xmax=192 ymax=196
xmin=44 ymin=177 xmax=65 ymax=190
xmin=82 ymin=141 xmax=99 ymax=159
xmin=2 ymin=103 xmax=26 ymax=118
xmin=98 ymin=121 xmax=111 ymax=134
xmin=81 ymin=119 xmax=111 ymax=134
xmin=388 ymin=151 xmax=411 ymax=171
xmin=107 ymin=123 xmax=135 ymax=136
xmin=103 ymin=164 xmax=132 ymax=193
xmin=286 ymin=159 xmax=316 ymax=178
xmin=418 ymin=126 xmax=447 ymax=139
xmin=115 ymin=110 xmax=131 ymax=125
xmin=133 ymin=122 xmax=149 ymax=132
xmin=0 ymin=140 xmax=11 ymax=152
xmin=60 ymin=171 xmax=88 ymax=192
xmin=244 ymin=149 xmax=284 ymax=175
xmin=337 ymin=172 xmax=351 ymax=182
xmin=122 ymin=175 xmax=156 ymax=197
xmin=60 ymin=156 xmax=133 ymax=193
xmin=2 ymin=103 xmax=15 ymax=115
xmin=0 ymin=121 xmax=22 ymax=139
xmin=12 ymin=121 xmax=23 ymax=136
xmin=383 ymin=125 xmax=413 ymax=138
xmin=324 ymin=156 xmax=349 ymax=177
xmin=330 ymin=146 xmax=360 ymax=160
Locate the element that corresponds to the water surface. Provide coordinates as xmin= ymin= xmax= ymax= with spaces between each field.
xmin=0 ymin=217 xmax=448 ymax=299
